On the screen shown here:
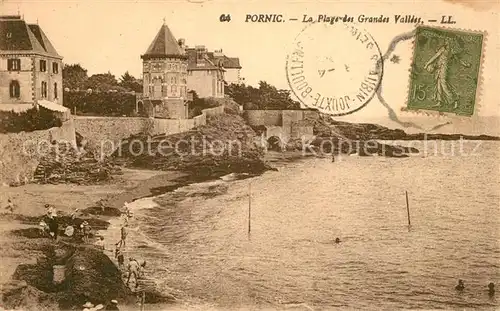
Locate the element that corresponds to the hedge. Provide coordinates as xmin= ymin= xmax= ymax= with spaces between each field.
xmin=63 ymin=91 xmax=139 ymax=117
xmin=0 ymin=106 xmax=63 ymax=134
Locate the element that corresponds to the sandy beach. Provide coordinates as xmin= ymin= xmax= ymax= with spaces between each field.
xmin=0 ymin=168 xmax=192 ymax=307
xmin=0 ymin=150 xmax=304 ymax=310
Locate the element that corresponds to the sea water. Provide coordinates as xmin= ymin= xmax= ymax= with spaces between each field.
xmin=116 ymin=141 xmax=500 ymax=310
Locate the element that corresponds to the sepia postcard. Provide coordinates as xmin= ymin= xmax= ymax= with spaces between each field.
xmin=0 ymin=0 xmax=498 ymax=310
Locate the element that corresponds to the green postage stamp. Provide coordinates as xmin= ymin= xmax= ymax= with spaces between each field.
xmin=406 ymin=26 xmax=484 ymax=116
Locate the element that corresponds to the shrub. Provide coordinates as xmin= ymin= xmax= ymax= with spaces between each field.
xmin=63 ymin=91 xmax=138 ymax=117
xmin=188 ymin=91 xmax=221 ymax=118
xmin=0 ymin=107 xmax=62 ymax=134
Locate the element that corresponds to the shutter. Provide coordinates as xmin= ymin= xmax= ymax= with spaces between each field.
xmin=7 ymin=59 xmax=12 ymax=71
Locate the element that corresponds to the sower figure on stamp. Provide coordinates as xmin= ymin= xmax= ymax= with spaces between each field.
xmin=424 ymin=36 xmax=470 ymax=109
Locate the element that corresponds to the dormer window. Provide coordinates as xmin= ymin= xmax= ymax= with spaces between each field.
xmin=40 ymin=60 xmax=47 ymax=72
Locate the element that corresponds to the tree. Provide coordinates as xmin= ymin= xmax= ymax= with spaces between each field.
xmin=62 ymin=64 xmax=88 ymax=90
xmin=85 ymin=72 xmax=119 ymax=92
xmin=187 ymin=90 xmax=220 ymax=118
xmin=119 ymin=71 xmax=143 ymax=92
xmin=225 ymin=81 xmax=301 ymax=110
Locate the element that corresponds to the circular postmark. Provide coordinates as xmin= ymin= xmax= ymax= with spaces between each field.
xmin=286 ymin=22 xmax=384 ymax=116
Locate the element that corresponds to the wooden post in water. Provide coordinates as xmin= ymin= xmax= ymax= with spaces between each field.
xmin=405 ymin=191 xmax=411 ymax=227
xmin=248 ymin=183 xmax=251 ymax=235
xmin=140 ymin=290 xmax=145 ymax=311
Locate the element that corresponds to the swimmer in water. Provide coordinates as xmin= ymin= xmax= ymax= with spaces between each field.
xmin=488 ymin=282 xmax=495 ymax=296
xmin=455 ymin=279 xmax=465 ymax=291
xmin=335 ymin=238 xmax=341 ymax=244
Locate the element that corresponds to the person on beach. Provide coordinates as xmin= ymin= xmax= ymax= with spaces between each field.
xmin=39 ymin=220 xmax=50 ymax=235
xmin=105 ymin=300 xmax=120 ymax=310
xmin=82 ymin=301 xmax=94 ymax=311
xmin=70 ymin=208 xmax=80 ymax=220
xmin=95 ymin=236 xmax=105 ymax=250
xmin=45 ymin=204 xmax=57 ymax=219
xmin=126 ymin=257 xmax=140 ymax=288
xmin=137 ymin=259 xmax=147 ymax=278
xmin=4 ymin=198 xmax=16 ymax=213
xmin=81 ymin=221 xmax=91 ymax=244
xmin=455 ymin=279 xmax=465 ymax=291
xmin=44 ymin=205 xmax=59 ymax=240
xmin=115 ymin=243 xmax=125 ymax=269
xmin=119 ymin=223 xmax=128 ymax=248
xmin=123 ymin=202 xmax=133 ymax=223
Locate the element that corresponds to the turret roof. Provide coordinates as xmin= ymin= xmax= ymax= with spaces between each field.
xmin=141 ymin=23 xmax=186 ymax=59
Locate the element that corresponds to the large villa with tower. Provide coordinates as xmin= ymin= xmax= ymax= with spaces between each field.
xmin=0 ymin=16 xmax=242 ymax=120
xmin=138 ymin=20 xmax=243 ymax=119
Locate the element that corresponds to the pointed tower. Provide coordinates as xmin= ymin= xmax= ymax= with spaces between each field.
xmin=141 ymin=21 xmax=188 ymax=119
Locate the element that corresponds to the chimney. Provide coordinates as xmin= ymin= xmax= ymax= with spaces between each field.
xmin=213 ymin=49 xmax=224 ymax=57
xmin=195 ymin=45 xmax=206 ymax=60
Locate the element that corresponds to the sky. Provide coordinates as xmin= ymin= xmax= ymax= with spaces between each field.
xmin=1 ymin=0 xmax=499 ymax=132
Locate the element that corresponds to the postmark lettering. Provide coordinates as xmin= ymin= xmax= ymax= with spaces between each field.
xmin=286 ymin=22 xmax=383 ymax=116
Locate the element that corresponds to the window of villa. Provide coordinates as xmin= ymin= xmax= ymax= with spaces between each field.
xmin=54 ymin=82 xmax=58 ymax=99
xmin=52 ymin=62 xmax=59 ymax=74
xmin=9 ymin=80 xmax=20 ymax=98
xmin=40 ymin=60 xmax=47 ymax=72
xmin=41 ymin=81 xmax=48 ymax=98
xmin=7 ymin=59 xmax=21 ymax=71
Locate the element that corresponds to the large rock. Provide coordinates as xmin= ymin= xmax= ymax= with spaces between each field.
xmin=5 ymin=245 xmax=130 ymax=310
xmin=57 ymin=246 xmax=129 ymax=308
xmin=2 ymin=282 xmax=59 ymax=311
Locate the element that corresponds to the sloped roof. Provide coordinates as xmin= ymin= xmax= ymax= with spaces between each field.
xmin=141 ymin=24 xmax=186 ymax=59
xmin=186 ymin=48 xmax=224 ymax=71
xmin=0 ymin=16 xmax=62 ymax=58
xmin=28 ymin=24 xmax=61 ymax=57
xmin=214 ymin=55 xmax=241 ymax=69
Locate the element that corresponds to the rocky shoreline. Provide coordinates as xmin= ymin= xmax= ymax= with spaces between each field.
xmin=0 ymin=163 xmax=274 ymax=310
xmin=1 ymin=112 xmax=499 ymax=310
xmin=329 ymin=120 xmax=500 ymax=141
